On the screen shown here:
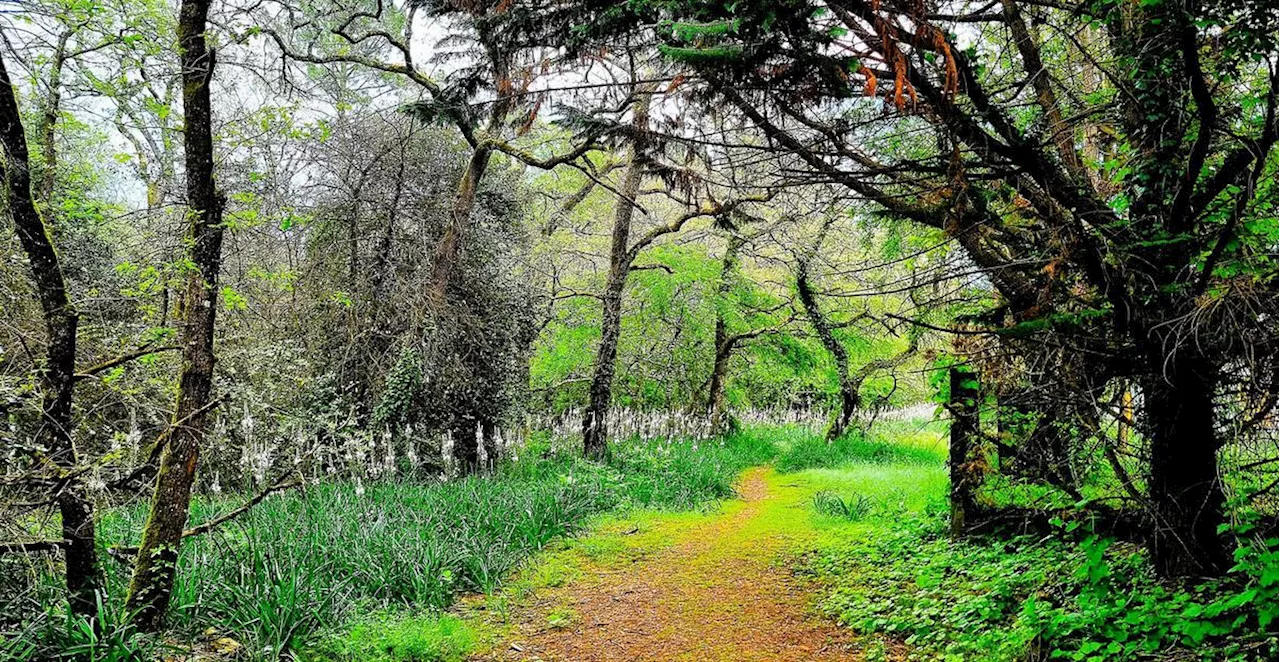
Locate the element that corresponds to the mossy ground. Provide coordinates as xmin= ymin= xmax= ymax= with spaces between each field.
xmin=448 ymin=420 xmax=953 ymax=661
xmin=458 ymin=466 xmax=885 ymax=661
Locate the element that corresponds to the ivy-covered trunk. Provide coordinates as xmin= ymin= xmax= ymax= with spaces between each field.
xmin=1142 ymin=357 xmax=1229 ymax=576
xmin=430 ymin=146 xmax=492 ymax=299
xmin=0 ymin=50 xmax=102 ymax=618
xmin=1117 ymin=6 xmax=1232 ymax=578
xmin=126 ymin=0 xmax=225 ymax=630
xmin=948 ymin=366 xmax=980 ymax=536
xmin=795 ymin=244 xmax=856 ymax=441
xmin=452 ymin=419 xmax=481 ymax=473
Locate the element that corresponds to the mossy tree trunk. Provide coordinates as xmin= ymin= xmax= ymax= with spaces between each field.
xmin=949 ymin=366 xmax=980 ymax=537
xmin=707 ymin=233 xmax=747 ymax=434
xmin=794 ymin=229 xmax=857 ymax=441
xmin=427 ymin=38 xmax=515 ymax=474
xmin=126 ymin=0 xmax=225 ymax=630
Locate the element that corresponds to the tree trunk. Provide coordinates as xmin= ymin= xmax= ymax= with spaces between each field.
xmin=706 ymin=340 xmax=734 ymax=434
xmin=452 ymin=420 xmax=480 ymax=473
xmin=126 ymin=0 xmax=225 ymax=630
xmin=429 ymin=36 xmax=514 ymax=298
xmin=429 ymin=146 xmax=491 ymax=298
xmin=481 ymin=419 xmax=498 ymax=471
xmin=583 ymin=91 xmax=651 ymax=461
xmin=949 ymin=366 xmax=980 ymax=536
xmin=795 ymin=245 xmax=856 ymax=441
xmin=708 ymin=233 xmax=746 ymax=433
xmin=1143 ymin=358 xmax=1229 ymax=577
xmin=38 ymin=29 xmax=70 ymax=205
xmin=0 ymin=50 xmax=102 ymax=619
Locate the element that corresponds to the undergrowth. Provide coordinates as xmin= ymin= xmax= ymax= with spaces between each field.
xmin=2 ymin=425 xmax=785 ymax=661
xmin=8 ymin=420 xmax=1275 ymax=661
xmin=795 ymin=421 xmax=1279 ymax=661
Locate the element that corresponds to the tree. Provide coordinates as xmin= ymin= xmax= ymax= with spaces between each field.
xmin=0 ymin=46 xmax=102 ymax=619
xmin=574 ymin=0 xmax=1277 ymax=577
xmin=795 ymin=219 xmax=860 ymax=440
xmin=126 ymin=0 xmax=226 ymax=628
xmin=706 ymin=231 xmax=750 ymax=433
xmin=258 ymin=0 xmax=603 ymax=470
xmin=582 ymin=86 xmax=653 ymax=460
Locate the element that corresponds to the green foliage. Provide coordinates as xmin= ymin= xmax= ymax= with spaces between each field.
xmin=776 ymin=430 xmax=942 ymax=473
xmin=664 ymin=19 xmax=739 ymax=42
xmin=812 ymin=490 xmax=875 ymax=521
xmin=814 ymin=526 xmax=1075 ymax=660
xmin=11 ymin=429 xmax=785 ymax=660
xmin=304 ymin=613 xmax=478 ymax=662
xmin=5 ymin=594 xmax=164 ymax=662
xmin=810 ymin=502 xmax=1280 ymax=661
xmin=657 ymin=43 xmax=745 ymax=62
xmin=373 ymin=348 xmax=425 ymax=430
xmin=606 ymin=427 xmax=778 ymax=508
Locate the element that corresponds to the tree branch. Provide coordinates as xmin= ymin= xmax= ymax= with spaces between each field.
xmin=110 ymin=474 xmax=301 ymax=559
xmin=75 ymin=345 xmax=180 ymax=381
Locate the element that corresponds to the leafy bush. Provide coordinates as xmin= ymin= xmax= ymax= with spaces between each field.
xmin=809 ymin=517 xmax=1279 ymax=660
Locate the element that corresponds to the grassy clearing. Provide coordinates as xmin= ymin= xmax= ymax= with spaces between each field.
xmin=775 ymin=420 xmax=945 ymax=474
xmin=9 ymin=418 xmax=1274 ymax=661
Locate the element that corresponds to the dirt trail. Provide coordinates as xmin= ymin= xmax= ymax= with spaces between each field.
xmin=471 ymin=467 xmax=861 ymax=661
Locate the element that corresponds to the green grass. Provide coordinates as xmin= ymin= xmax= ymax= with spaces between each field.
xmin=4 ymin=426 xmax=788 ymax=661
xmin=545 ymin=606 xmax=577 ymax=630
xmin=776 ymin=422 xmax=945 ymax=473
xmin=13 ymin=418 xmax=1272 ymax=662
xmin=303 ymin=613 xmax=479 ymax=662
xmin=787 ymin=421 xmax=1279 ymax=662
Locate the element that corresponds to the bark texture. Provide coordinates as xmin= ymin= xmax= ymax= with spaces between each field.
xmin=126 ymin=0 xmax=225 ymax=629
xmin=582 ymin=91 xmax=652 ymax=460
xmin=0 ymin=49 xmax=102 ymax=618
xmin=1142 ymin=359 xmax=1229 ymax=576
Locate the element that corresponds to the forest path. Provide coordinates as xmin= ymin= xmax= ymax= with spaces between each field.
xmin=463 ymin=467 xmax=862 ymax=661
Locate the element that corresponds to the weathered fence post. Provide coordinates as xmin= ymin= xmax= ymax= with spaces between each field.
xmin=949 ymin=365 xmax=980 ymax=536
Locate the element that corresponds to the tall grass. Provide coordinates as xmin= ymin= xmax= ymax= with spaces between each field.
xmin=6 ymin=426 xmax=791 ymax=661
xmin=775 ymin=427 xmax=944 ymax=473
xmin=6 ymin=421 xmax=933 ymax=660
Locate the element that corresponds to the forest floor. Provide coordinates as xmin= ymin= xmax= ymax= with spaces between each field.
xmin=460 ymin=467 xmax=871 ymax=661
